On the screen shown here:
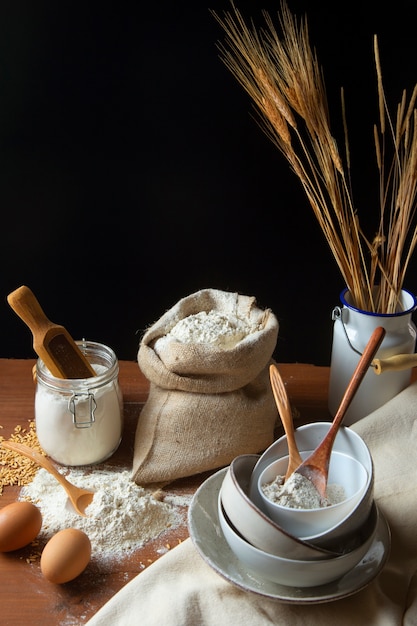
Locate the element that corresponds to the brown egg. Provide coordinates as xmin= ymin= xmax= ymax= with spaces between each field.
xmin=40 ymin=528 xmax=91 ymax=583
xmin=0 ymin=501 xmax=42 ymax=552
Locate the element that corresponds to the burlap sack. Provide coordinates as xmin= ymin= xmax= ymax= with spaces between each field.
xmin=132 ymin=289 xmax=279 ymax=485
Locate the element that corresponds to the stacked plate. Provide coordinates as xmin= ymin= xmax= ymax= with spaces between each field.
xmin=188 ymin=423 xmax=391 ymax=602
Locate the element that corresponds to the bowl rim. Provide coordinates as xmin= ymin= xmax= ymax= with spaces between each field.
xmin=218 ymin=496 xmax=379 ymax=565
xmin=250 ymin=422 xmax=373 ymax=497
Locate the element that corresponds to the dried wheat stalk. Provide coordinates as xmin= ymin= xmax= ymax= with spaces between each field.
xmin=212 ymin=1 xmax=417 ymax=313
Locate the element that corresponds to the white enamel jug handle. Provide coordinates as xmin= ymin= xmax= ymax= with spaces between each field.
xmin=372 ymin=353 xmax=417 ymax=374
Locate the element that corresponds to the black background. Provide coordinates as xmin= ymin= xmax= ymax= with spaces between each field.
xmin=2 ymin=0 xmax=417 ymax=365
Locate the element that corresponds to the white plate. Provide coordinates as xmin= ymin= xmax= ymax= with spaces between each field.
xmin=188 ymin=468 xmax=391 ymax=604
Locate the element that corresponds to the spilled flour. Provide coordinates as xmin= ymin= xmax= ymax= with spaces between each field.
xmin=19 ymin=466 xmax=191 ymax=563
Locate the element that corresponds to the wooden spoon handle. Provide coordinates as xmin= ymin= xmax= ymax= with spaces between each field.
xmin=1 ymin=440 xmax=69 ymax=486
xmin=320 ymin=326 xmax=386 ymax=454
xmin=269 ymin=364 xmax=303 ymax=477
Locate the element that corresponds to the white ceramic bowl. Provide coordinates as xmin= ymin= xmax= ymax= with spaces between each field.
xmin=249 ymin=423 xmax=374 ymax=552
xmin=250 ymin=422 xmax=373 ymax=485
xmin=220 ymin=454 xmax=340 ymax=560
xmin=218 ymin=495 xmax=379 ymax=587
xmin=257 ymin=451 xmax=368 ymax=537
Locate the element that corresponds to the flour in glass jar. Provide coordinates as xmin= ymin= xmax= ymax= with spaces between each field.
xmin=19 ymin=466 xmax=191 ymax=565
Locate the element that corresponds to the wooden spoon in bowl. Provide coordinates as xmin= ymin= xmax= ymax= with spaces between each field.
xmin=269 ymin=364 xmax=303 ymax=480
xmin=293 ymin=326 xmax=386 ymax=500
xmin=1 ymin=441 xmax=94 ymax=516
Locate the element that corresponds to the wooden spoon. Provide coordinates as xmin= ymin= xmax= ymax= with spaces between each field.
xmin=7 ymin=285 xmax=96 ymax=379
xmin=1 ymin=441 xmax=94 ymax=517
xmin=293 ymin=326 xmax=386 ymax=500
xmin=269 ymin=364 xmax=303 ymax=480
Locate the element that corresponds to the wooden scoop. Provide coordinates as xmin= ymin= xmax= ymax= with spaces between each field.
xmin=7 ymin=285 xmax=96 ymax=379
xmin=293 ymin=326 xmax=386 ymax=500
xmin=269 ymin=364 xmax=303 ymax=480
xmin=1 ymin=441 xmax=94 ymax=517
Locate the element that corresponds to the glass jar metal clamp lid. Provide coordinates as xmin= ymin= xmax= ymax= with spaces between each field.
xmin=34 ymin=340 xmax=123 ymax=466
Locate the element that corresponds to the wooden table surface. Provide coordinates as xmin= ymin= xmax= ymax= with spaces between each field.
xmin=1 ymin=358 xmax=413 ymax=625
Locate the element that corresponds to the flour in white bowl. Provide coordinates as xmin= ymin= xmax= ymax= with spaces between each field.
xmin=262 ymin=472 xmax=346 ymax=509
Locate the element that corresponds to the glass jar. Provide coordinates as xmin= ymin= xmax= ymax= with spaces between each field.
xmin=35 ymin=340 xmax=123 ymax=466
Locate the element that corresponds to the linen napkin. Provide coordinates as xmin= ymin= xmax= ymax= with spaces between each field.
xmin=86 ymin=381 xmax=417 ymax=626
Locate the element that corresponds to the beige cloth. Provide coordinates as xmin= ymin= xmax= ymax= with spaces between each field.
xmin=87 ymin=382 xmax=417 ymax=626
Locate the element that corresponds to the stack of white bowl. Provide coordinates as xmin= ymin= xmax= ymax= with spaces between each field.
xmin=219 ymin=422 xmax=377 ymax=587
